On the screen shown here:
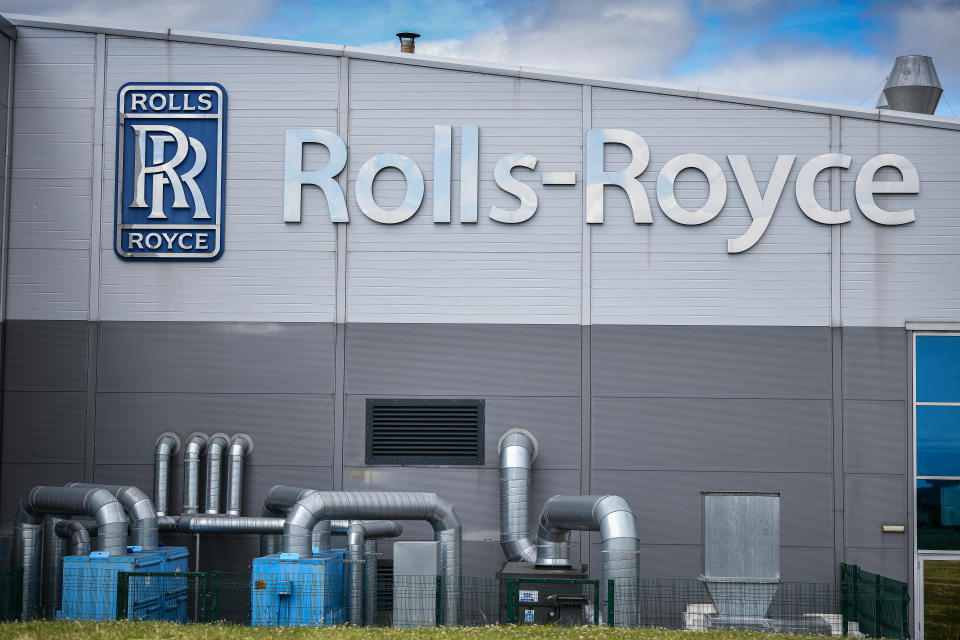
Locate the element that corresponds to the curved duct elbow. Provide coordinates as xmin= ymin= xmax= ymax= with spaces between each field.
xmin=55 ymin=519 xmax=93 ymax=556
xmin=225 ymin=433 xmax=253 ymax=516
xmin=67 ymin=483 xmax=158 ymax=549
xmin=345 ymin=520 xmax=404 ymax=626
xmin=153 ymin=432 xmax=180 ymax=517
xmin=182 ymin=433 xmax=208 ymax=515
xmin=204 ymin=433 xmax=230 ymax=514
xmin=498 ymin=428 xmax=539 ymax=563
xmin=268 ymin=486 xmax=461 ymax=625
xmin=881 ymin=55 xmax=942 ymax=114
xmin=536 ymin=494 xmax=639 ymax=627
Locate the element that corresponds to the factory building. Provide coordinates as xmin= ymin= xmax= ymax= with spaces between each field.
xmin=0 ymin=12 xmax=956 ymax=635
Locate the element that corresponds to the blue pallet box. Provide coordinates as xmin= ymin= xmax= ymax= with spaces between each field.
xmin=154 ymin=547 xmax=190 ymax=621
xmin=251 ymin=552 xmax=345 ymax=627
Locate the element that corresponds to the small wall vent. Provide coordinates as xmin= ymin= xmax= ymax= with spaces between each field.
xmin=365 ymin=399 xmax=485 ymax=465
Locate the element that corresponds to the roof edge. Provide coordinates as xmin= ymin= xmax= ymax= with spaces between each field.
xmin=4 ymin=12 xmax=959 ymax=132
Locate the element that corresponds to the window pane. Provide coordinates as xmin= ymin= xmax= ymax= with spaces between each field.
xmin=918 ymin=406 xmax=960 ymax=476
xmin=917 ymin=479 xmax=960 ymax=550
xmin=917 ymin=335 xmax=960 ymax=402
xmin=923 ymin=560 xmax=960 ymax=640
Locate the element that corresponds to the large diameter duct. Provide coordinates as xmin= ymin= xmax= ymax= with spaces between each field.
xmin=67 ymin=483 xmax=158 ymax=549
xmin=225 ymin=433 xmax=253 ymax=516
xmin=498 ymin=428 xmax=539 ymax=563
xmin=182 ymin=433 xmax=208 ymax=515
xmin=260 ymin=485 xmax=314 ymax=556
xmin=204 ymin=433 xmax=230 ymax=514
xmin=346 ymin=520 xmax=403 ymax=626
xmin=167 ymin=515 xmax=284 ymax=533
xmin=268 ymin=486 xmax=462 ymax=625
xmin=882 ymin=55 xmax=942 ymax=114
xmin=363 ymin=540 xmax=378 ymax=626
xmin=13 ymin=486 xmax=129 ymax=620
xmin=153 ymin=432 xmax=181 ymax=517
xmin=55 ymin=519 xmax=93 ymax=556
xmin=41 ymin=516 xmax=65 ymax=619
xmin=536 ymin=494 xmax=639 ymax=627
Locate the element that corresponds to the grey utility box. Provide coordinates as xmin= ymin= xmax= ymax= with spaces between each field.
xmin=393 ymin=541 xmax=439 ymax=628
xmin=497 ymin=561 xmax=591 ymax=625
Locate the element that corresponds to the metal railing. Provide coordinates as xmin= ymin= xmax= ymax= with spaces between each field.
xmin=841 ymin=563 xmax=910 ymax=639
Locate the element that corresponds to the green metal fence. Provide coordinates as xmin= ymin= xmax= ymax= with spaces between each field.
xmin=0 ymin=567 xmax=22 ymax=622
xmin=115 ymin=571 xmax=218 ymax=623
xmin=841 ymin=563 xmax=910 ymax=639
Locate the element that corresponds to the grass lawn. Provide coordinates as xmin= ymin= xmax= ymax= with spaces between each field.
xmin=0 ymin=622 xmax=836 ymax=640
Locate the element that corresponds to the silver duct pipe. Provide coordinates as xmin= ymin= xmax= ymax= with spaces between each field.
xmin=67 ymin=483 xmax=158 ymax=549
xmin=363 ymin=540 xmax=378 ymax=626
xmin=346 ymin=520 xmax=403 ymax=626
xmin=13 ymin=486 xmax=129 ymax=620
xmin=55 ymin=519 xmax=93 ymax=556
xmin=182 ymin=433 xmax=208 ymax=515
xmin=171 ymin=515 xmax=284 ymax=533
xmin=268 ymin=486 xmax=461 ymax=625
xmin=224 ymin=433 xmax=253 ymax=516
xmin=153 ymin=432 xmax=180 ymax=517
xmin=498 ymin=428 xmax=539 ymax=563
xmin=260 ymin=485 xmax=313 ymax=556
xmin=204 ymin=433 xmax=230 ymax=514
xmin=41 ymin=516 xmax=65 ymax=619
xmin=536 ymin=494 xmax=639 ymax=627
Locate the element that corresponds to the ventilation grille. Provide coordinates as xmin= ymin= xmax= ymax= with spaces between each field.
xmin=366 ymin=399 xmax=485 ymax=465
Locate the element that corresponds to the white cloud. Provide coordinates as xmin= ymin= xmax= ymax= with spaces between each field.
xmin=366 ymin=0 xmax=698 ymax=79
xmin=0 ymin=0 xmax=274 ymax=33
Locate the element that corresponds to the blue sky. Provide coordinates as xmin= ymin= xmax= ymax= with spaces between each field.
xmin=5 ymin=0 xmax=958 ymax=115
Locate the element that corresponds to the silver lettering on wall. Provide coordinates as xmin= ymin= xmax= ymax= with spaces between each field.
xmin=281 ymin=127 xmax=921 ymax=253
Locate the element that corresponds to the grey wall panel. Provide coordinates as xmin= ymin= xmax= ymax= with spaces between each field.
xmin=844 ymin=474 xmax=908 ymax=550
xmin=343 ymin=394 xmax=582 ymax=470
xmin=2 ymin=391 xmax=85 ymax=463
xmin=97 ymin=321 xmax=335 ymax=394
xmin=3 ymin=320 xmax=88 ymax=391
xmin=95 ymin=393 xmax=334 ymax=466
xmin=91 ymin=463 xmax=152 ymax=489
xmin=592 ymin=326 xmax=832 ymax=399
xmin=844 ymin=548 xmax=908 ymax=583
xmin=240 ymin=465 xmax=334 ymax=517
xmin=345 ymin=323 xmax=581 ymax=396
xmin=0 ymin=463 xmax=84 ymax=533
xmin=780 ymin=546 xmax=838 ymax=583
xmin=842 ymin=327 xmax=906 ymax=401
xmin=342 ymin=465 xmax=580 ymax=544
xmin=592 ymin=398 xmax=832 ymax=472
xmin=843 ymin=401 xmax=906 ymax=474
xmin=590 ymin=470 xmax=834 ymax=548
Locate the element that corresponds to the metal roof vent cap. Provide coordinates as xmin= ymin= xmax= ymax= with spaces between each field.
xmin=881 ymin=55 xmax=942 ymax=115
xmin=396 ymin=32 xmax=420 ymax=54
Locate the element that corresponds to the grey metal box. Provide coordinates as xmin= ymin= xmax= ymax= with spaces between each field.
xmin=393 ymin=541 xmax=439 ymax=628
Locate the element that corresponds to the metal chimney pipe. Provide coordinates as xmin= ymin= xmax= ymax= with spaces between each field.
xmin=204 ymin=433 xmax=230 ymax=514
xmin=224 ymin=433 xmax=253 ymax=516
xmin=498 ymin=428 xmax=539 ymax=563
xmin=881 ymin=55 xmax=943 ymax=114
xmin=153 ymin=432 xmax=180 ymax=516
xmin=396 ymin=32 xmax=420 ymax=53
xmin=182 ymin=433 xmax=208 ymax=515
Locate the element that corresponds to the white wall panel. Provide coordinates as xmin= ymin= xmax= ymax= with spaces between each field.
xmin=840 ymin=119 xmax=960 ymax=326
xmin=6 ymin=30 xmax=94 ymax=319
xmin=97 ymin=37 xmax=340 ymax=321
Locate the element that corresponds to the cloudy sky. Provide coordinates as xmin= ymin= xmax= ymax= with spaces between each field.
xmin=2 ymin=0 xmax=957 ymax=116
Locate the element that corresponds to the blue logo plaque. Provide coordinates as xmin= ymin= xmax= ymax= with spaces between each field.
xmin=114 ymin=83 xmax=226 ymax=260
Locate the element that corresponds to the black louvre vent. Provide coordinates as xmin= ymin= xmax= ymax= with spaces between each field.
xmin=366 ymin=399 xmax=485 ymax=465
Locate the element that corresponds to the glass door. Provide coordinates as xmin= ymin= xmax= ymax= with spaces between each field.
xmin=917 ymin=557 xmax=960 ymax=640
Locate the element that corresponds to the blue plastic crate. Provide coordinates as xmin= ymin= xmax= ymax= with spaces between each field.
xmin=251 ymin=553 xmax=345 ymax=627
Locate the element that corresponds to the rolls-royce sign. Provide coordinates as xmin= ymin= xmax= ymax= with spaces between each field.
xmin=114 ymin=83 xmax=226 ymax=260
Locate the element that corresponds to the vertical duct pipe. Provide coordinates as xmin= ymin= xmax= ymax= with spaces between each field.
xmin=260 ymin=484 xmax=313 ymax=556
xmin=345 ymin=520 xmax=403 ymax=626
xmin=66 ymin=483 xmax=158 ymax=549
xmin=41 ymin=516 xmax=65 ymax=619
xmin=363 ymin=539 xmax=378 ymax=626
xmin=498 ymin=428 xmax=539 ymax=563
xmin=535 ymin=494 xmax=639 ymax=627
xmin=268 ymin=487 xmax=461 ymax=625
xmin=13 ymin=486 xmax=129 ymax=620
xmin=153 ymin=432 xmax=180 ymax=517
xmin=224 ymin=433 xmax=253 ymax=516
xmin=204 ymin=433 xmax=230 ymax=514
xmin=182 ymin=433 xmax=208 ymax=515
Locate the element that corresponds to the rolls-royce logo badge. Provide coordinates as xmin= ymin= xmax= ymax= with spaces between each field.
xmin=114 ymin=83 xmax=226 ymax=260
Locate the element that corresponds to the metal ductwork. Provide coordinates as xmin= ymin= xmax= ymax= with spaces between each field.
xmin=182 ymin=432 xmax=208 ymax=515
xmin=204 ymin=433 xmax=230 ymax=514
xmin=346 ymin=520 xmax=403 ymax=626
xmin=41 ymin=516 xmax=65 ymax=619
xmin=363 ymin=540 xmax=378 ymax=626
xmin=161 ymin=515 xmax=284 ymax=534
xmin=13 ymin=486 xmax=129 ymax=620
xmin=267 ymin=486 xmax=462 ymax=625
xmin=67 ymin=483 xmax=158 ymax=549
xmin=55 ymin=519 xmax=93 ymax=556
xmin=498 ymin=428 xmax=539 ymax=563
xmin=153 ymin=432 xmax=180 ymax=517
xmin=880 ymin=55 xmax=942 ymax=115
xmin=536 ymin=494 xmax=639 ymax=627
xmin=225 ymin=433 xmax=253 ymax=516
xmin=260 ymin=485 xmax=314 ymax=556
